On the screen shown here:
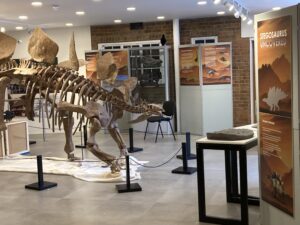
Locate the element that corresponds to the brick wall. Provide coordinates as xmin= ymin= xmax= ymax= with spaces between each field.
xmin=90 ymin=21 xmax=175 ymax=101
xmin=180 ymin=16 xmax=251 ymax=126
xmin=90 ymin=16 xmax=251 ymax=126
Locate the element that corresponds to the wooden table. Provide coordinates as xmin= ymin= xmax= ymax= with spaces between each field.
xmin=196 ymin=125 xmax=259 ymax=225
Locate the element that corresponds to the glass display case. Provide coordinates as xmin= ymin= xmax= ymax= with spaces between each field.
xmin=129 ymin=46 xmax=170 ymax=104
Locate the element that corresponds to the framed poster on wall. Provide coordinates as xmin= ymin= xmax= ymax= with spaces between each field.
xmin=201 ymin=43 xmax=232 ymax=85
xmin=179 ymin=46 xmax=200 ymax=86
xmin=100 ymin=49 xmax=130 ymax=81
xmin=85 ymin=50 xmax=99 ymax=84
xmin=257 ymin=15 xmax=293 ymax=216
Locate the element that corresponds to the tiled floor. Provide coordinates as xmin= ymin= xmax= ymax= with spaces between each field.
xmin=0 ymin=131 xmax=260 ymax=225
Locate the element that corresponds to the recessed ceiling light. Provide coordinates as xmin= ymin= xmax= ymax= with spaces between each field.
xmin=217 ymin=11 xmax=225 ymax=15
xmin=65 ymin=23 xmax=73 ymax=27
xmin=114 ymin=19 xmax=122 ymax=23
xmin=157 ymin=16 xmax=165 ymax=20
xmin=31 ymin=1 xmax=43 ymax=7
xmin=19 ymin=15 xmax=28 ymax=20
xmin=76 ymin=11 xmax=85 ymax=15
xmin=127 ymin=7 xmax=136 ymax=11
xmin=197 ymin=1 xmax=207 ymax=5
xmin=52 ymin=4 xmax=60 ymax=10
xmin=213 ymin=0 xmax=221 ymax=5
xmin=0 ymin=27 xmax=5 ymax=33
xmin=272 ymin=7 xmax=281 ymax=11
xmin=16 ymin=26 xmax=24 ymax=30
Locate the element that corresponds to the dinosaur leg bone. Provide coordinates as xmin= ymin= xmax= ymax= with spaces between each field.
xmin=61 ymin=111 xmax=77 ymax=160
xmin=108 ymin=125 xmax=127 ymax=157
xmin=87 ymin=118 xmax=119 ymax=173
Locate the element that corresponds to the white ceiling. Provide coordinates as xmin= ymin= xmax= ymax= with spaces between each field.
xmin=0 ymin=0 xmax=298 ymax=31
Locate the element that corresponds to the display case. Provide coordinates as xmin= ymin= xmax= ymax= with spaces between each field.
xmin=0 ymin=120 xmax=29 ymax=156
xmin=129 ymin=46 xmax=170 ymax=103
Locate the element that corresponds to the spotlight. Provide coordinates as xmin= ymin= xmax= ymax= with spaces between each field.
xmin=213 ymin=0 xmax=221 ymax=5
xmin=234 ymin=10 xmax=240 ymax=18
xmin=0 ymin=27 xmax=5 ymax=33
xmin=228 ymin=4 xmax=234 ymax=11
xmin=241 ymin=14 xmax=247 ymax=21
xmin=247 ymin=19 xmax=253 ymax=25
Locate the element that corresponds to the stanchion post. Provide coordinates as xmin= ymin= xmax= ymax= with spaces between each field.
xmin=25 ymin=155 xmax=57 ymax=191
xmin=127 ymin=128 xmax=143 ymax=153
xmin=83 ymin=125 xmax=87 ymax=146
xmin=116 ymin=155 xmax=142 ymax=193
xmin=37 ymin=155 xmax=44 ymax=187
xmin=177 ymin=132 xmax=197 ymax=160
xmin=182 ymin=142 xmax=188 ymax=170
xmin=126 ymin=155 xmax=131 ymax=189
xmin=76 ymin=125 xmax=87 ymax=149
xmin=172 ymin=142 xmax=197 ymax=175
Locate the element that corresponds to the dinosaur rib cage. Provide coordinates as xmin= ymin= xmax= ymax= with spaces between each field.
xmin=0 ymin=59 xmax=157 ymax=131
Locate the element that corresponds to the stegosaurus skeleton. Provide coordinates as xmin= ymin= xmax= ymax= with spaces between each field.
xmin=0 ymin=59 xmax=161 ymax=173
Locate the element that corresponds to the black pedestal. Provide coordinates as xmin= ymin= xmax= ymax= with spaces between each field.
xmin=29 ymin=140 xmax=37 ymax=145
xmin=128 ymin=147 xmax=143 ymax=153
xmin=172 ymin=166 xmax=197 ymax=174
xmin=25 ymin=155 xmax=57 ymax=191
xmin=116 ymin=155 xmax=142 ymax=193
xmin=172 ymin=143 xmax=197 ymax=175
xmin=127 ymin=128 xmax=143 ymax=153
xmin=177 ymin=132 xmax=197 ymax=160
xmin=25 ymin=181 xmax=58 ymax=191
xmin=116 ymin=183 xmax=142 ymax=193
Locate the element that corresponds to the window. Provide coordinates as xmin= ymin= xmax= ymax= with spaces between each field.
xmin=98 ymin=40 xmax=168 ymax=103
xmin=191 ymin=36 xmax=218 ymax=44
xmin=98 ymin=40 xmax=160 ymax=50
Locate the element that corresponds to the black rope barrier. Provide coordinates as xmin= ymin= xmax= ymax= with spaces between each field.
xmin=129 ymin=147 xmax=182 ymax=168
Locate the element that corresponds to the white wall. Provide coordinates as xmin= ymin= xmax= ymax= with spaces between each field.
xmin=7 ymin=26 xmax=91 ymax=64
xmin=241 ymin=20 xmax=255 ymax=38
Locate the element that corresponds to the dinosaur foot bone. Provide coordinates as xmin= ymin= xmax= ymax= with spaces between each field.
xmin=68 ymin=153 xmax=81 ymax=161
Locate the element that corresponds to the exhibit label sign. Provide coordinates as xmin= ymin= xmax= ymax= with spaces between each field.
xmin=179 ymin=46 xmax=200 ymax=85
xmin=257 ymin=16 xmax=293 ymax=216
xmin=201 ymin=44 xmax=232 ymax=85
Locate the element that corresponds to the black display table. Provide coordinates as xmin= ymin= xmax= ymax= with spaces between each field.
xmin=196 ymin=126 xmax=259 ymax=225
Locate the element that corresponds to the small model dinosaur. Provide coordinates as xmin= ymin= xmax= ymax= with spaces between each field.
xmin=0 ymin=28 xmax=161 ymax=172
